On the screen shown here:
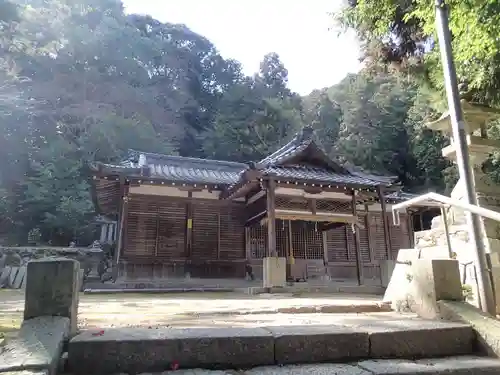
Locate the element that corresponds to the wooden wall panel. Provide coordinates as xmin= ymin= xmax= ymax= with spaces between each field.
xmin=369 ymin=213 xmax=387 ymax=260
xmin=219 ymin=202 xmax=245 ymax=259
xmin=389 ymin=213 xmax=411 ymax=259
xmin=123 ymin=196 xmax=157 ymax=259
xmin=156 ymin=199 xmax=186 ymax=260
xmin=192 ymin=201 xmax=219 ymax=260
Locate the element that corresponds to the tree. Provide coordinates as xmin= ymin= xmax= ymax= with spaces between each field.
xmin=336 ymin=0 xmax=500 ymax=106
xmin=302 ymin=89 xmax=343 ymax=157
xmin=255 ymin=52 xmax=291 ymax=99
xmin=203 ymin=77 xmax=303 ymax=162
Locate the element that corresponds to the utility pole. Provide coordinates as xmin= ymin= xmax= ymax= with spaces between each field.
xmin=435 ymin=0 xmax=496 ymax=314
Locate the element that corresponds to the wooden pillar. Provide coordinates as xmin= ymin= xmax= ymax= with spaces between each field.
xmin=185 ymin=191 xmax=193 ymax=258
xmin=115 ymin=177 xmax=128 ymax=266
xmin=377 ymin=186 xmax=392 ymax=260
xmin=407 ymin=210 xmax=415 ymax=248
xmin=322 ymin=230 xmax=329 ymax=278
xmin=351 ymin=192 xmax=363 ymax=285
xmin=266 ymin=178 xmax=277 ymax=257
xmin=286 ymin=220 xmax=292 ymax=281
xmin=217 ymin=210 xmax=221 ymax=259
xmin=365 ymin=204 xmax=374 ymax=263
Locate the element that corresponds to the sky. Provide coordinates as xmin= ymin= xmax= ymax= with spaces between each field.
xmin=122 ymin=0 xmax=362 ymax=95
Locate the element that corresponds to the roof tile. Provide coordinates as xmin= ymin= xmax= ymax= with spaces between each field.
xmin=263 ymin=165 xmax=381 ymax=186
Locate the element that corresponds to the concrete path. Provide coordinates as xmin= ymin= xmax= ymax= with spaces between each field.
xmin=0 ymin=290 xmax=388 ymax=331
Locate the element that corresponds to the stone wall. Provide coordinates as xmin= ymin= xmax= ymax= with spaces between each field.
xmin=0 ymin=246 xmax=108 ymax=289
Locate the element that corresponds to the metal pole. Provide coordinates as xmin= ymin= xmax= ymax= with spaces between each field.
xmin=435 ymin=0 xmax=496 ymax=314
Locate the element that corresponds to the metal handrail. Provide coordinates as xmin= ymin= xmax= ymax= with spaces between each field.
xmin=391 ymin=192 xmax=500 ymax=226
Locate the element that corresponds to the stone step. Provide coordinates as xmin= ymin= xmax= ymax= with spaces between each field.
xmin=0 ymin=316 xmax=70 ymax=375
xmin=137 ymin=356 xmax=500 ymax=374
xmin=68 ymin=319 xmax=475 ymax=374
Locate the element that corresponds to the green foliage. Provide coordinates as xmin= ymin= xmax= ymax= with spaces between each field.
xmin=336 ymin=0 xmax=500 ymax=106
xmin=0 ymin=0 xmax=453 ymax=245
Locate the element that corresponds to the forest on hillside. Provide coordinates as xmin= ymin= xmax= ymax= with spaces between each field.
xmin=0 ymin=0 xmax=497 ymax=245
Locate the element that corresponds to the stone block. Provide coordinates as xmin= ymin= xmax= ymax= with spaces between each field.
xmin=267 ymin=325 xmax=369 ymax=364
xmin=68 ymin=327 xmax=274 ymax=374
xmin=366 ymin=319 xmax=473 ymax=359
xmin=246 ymin=364 xmax=370 ymax=375
xmin=437 ymin=300 xmax=500 ymax=357
xmin=383 ymin=248 xmax=419 ymax=305
xmin=357 ymin=356 xmax=500 ymax=374
xmin=262 ymin=257 xmax=286 ymax=288
xmin=24 ymin=258 xmax=80 ymax=334
xmin=431 ymin=259 xmax=463 ymax=300
xmin=0 ymin=316 xmax=69 ymax=375
xmin=0 ymin=372 xmax=48 ymax=375
xmin=411 ymin=259 xmax=462 ymax=318
xmin=387 ymin=258 xmax=462 ymax=318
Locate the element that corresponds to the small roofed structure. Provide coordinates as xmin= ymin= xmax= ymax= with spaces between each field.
xmin=91 ymin=126 xmax=416 ymax=288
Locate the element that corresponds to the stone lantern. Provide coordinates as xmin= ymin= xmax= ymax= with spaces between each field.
xmin=426 ymin=100 xmax=500 ymax=308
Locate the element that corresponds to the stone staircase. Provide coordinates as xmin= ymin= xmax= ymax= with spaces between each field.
xmin=65 ymin=317 xmax=500 ymax=374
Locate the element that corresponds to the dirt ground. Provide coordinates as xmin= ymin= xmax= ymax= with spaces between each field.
xmin=0 ymin=290 xmax=388 ymax=332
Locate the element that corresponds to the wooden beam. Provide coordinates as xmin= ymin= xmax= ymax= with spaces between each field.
xmin=377 ymin=186 xmax=393 ymax=260
xmin=318 ymin=222 xmax=346 ymax=231
xmin=246 ymin=211 xmax=266 ymax=227
xmin=246 ymin=190 xmax=266 ymax=205
xmin=266 ymin=178 xmax=277 ymax=257
xmin=352 ymin=193 xmax=363 ymax=285
xmin=308 ymin=198 xmax=317 ymax=215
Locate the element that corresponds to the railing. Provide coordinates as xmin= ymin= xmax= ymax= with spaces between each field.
xmin=391 ymin=191 xmax=500 ymax=313
xmin=391 ymin=192 xmax=500 ymax=226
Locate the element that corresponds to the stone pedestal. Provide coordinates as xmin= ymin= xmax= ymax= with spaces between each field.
xmin=262 ymin=257 xmax=286 ymax=288
xmin=388 ymin=258 xmax=462 ymax=319
xmin=24 ymin=258 xmax=80 ymax=334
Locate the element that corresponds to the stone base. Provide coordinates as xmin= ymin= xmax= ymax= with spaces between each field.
xmin=385 ymin=257 xmax=463 ymax=318
xmin=0 ymin=316 xmax=69 ymax=375
xmin=262 ymin=257 xmax=286 ymax=288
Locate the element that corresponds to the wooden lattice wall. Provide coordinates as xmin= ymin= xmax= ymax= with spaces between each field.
xmin=121 ymin=194 xmax=246 ymax=279
xmin=119 ymin=192 xmax=411 ymax=281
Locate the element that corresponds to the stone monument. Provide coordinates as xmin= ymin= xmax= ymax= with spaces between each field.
xmin=426 ymin=100 xmax=500 ymax=309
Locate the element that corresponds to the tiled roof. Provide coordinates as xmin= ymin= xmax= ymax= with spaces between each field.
xmin=385 ymin=191 xmax=420 ymax=202
xmin=96 ymin=128 xmax=398 ymax=189
xmin=258 ymin=126 xmax=348 ymax=173
xmin=127 ymin=150 xmax=247 ymax=185
xmin=258 ymin=129 xmax=313 ymax=166
xmin=263 ymin=165 xmax=382 ymax=186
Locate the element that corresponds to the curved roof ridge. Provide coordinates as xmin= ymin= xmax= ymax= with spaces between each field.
xmin=127 ymin=149 xmax=248 ymax=170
